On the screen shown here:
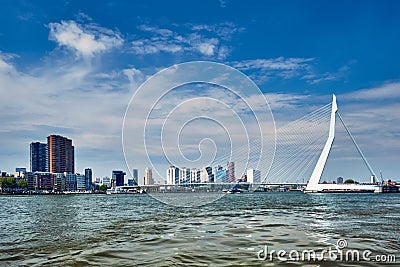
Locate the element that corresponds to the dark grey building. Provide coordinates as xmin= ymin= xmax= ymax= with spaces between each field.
xmin=112 ymin=170 xmax=126 ymax=187
xmin=30 ymin=142 xmax=48 ymax=172
xmin=85 ymin=168 xmax=92 ymax=190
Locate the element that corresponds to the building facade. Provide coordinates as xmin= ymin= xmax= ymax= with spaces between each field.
xmin=201 ymin=166 xmax=213 ymax=183
xmin=112 ymin=170 xmax=126 ymax=187
xmin=144 ymin=167 xmax=153 ymax=185
xmin=76 ymin=174 xmax=86 ymax=191
xmin=85 ymin=168 xmax=92 ymax=190
xmin=53 ymin=173 xmax=65 ymax=191
xmin=65 ymin=173 xmax=77 ymax=191
xmin=167 ymin=166 xmax=179 ymax=185
xmin=30 ymin=142 xmax=48 ymax=172
xmin=215 ymin=166 xmax=228 ymax=183
xmin=47 ymin=135 xmax=74 ymax=173
xmin=246 ymin=169 xmax=261 ymax=183
xmin=179 ymin=167 xmax=190 ymax=184
xmin=190 ymin=168 xmax=200 ymax=183
xmin=132 ymin=169 xmax=139 ymax=185
xmin=227 ymin=162 xmax=235 ymax=183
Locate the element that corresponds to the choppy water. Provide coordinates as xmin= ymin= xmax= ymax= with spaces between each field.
xmin=0 ymin=192 xmax=399 ymax=266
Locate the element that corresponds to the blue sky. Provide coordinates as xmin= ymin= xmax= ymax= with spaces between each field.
xmin=1 ymin=0 xmax=399 ymax=182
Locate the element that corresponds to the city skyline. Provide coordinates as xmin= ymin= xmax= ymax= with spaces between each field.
xmin=0 ymin=1 xmax=399 ymax=180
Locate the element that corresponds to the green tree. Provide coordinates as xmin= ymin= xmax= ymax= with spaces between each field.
xmin=17 ymin=178 xmax=28 ymax=189
xmin=99 ymin=184 xmax=108 ymax=191
xmin=344 ymin=179 xmax=355 ymax=184
xmin=1 ymin=177 xmax=17 ymax=192
xmin=0 ymin=178 xmax=5 ymax=192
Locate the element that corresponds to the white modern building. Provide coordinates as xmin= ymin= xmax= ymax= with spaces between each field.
xmin=180 ymin=167 xmax=190 ymax=184
xmin=190 ymin=168 xmax=200 ymax=183
xmin=166 ymin=166 xmax=179 ymax=185
xmin=200 ymin=166 xmax=213 ymax=183
xmin=144 ymin=167 xmax=154 ymax=185
xmin=246 ymin=169 xmax=261 ymax=183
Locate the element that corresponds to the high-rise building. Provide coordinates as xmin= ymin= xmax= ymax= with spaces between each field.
xmin=144 ymin=167 xmax=154 ymax=185
xmin=132 ymin=169 xmax=139 ymax=185
xmin=201 ymin=166 xmax=213 ymax=183
xmin=227 ymin=161 xmax=235 ymax=183
xmin=215 ymin=165 xmax=228 ymax=183
xmin=112 ymin=170 xmax=126 ymax=187
xmin=47 ymin=135 xmax=74 ymax=173
xmin=30 ymin=142 xmax=48 ymax=172
xmin=190 ymin=168 xmax=200 ymax=183
xmin=179 ymin=167 xmax=190 ymax=184
xmin=85 ymin=168 xmax=92 ymax=190
xmin=167 ymin=166 xmax=179 ymax=185
xmin=246 ymin=169 xmax=261 ymax=183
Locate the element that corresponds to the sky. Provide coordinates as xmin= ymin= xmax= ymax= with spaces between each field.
xmin=0 ymin=0 xmax=400 ymax=183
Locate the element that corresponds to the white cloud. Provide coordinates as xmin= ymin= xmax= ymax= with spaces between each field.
xmin=0 ymin=49 xmax=137 ymax=177
xmin=48 ymin=20 xmax=123 ymax=59
xmin=341 ymin=82 xmax=400 ymax=100
xmin=232 ymin=57 xmax=314 ymax=71
xmin=130 ymin=23 xmax=241 ymax=59
xmin=122 ymin=67 xmax=145 ymax=90
xmin=231 ymin=57 xmax=314 ymax=84
xmin=231 ymin=58 xmax=355 ymax=85
xmin=197 ymin=40 xmax=218 ymax=56
xmin=0 ymin=53 xmax=17 ymax=73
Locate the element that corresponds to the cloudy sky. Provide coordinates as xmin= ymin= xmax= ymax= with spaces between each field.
xmin=1 ymin=0 xmax=399 ymax=182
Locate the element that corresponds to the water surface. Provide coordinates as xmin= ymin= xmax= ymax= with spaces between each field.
xmin=0 ymin=193 xmax=399 ymax=266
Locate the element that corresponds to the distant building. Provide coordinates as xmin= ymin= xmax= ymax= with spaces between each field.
xmin=14 ymin=167 xmax=27 ymax=178
xmin=144 ymin=167 xmax=153 ymax=185
xmin=25 ymin=172 xmax=35 ymax=190
xmin=112 ymin=170 xmax=126 ymax=187
xmin=47 ymin=135 xmax=74 ymax=173
xmin=190 ymin=168 xmax=200 ymax=183
xmin=101 ymin=177 xmax=112 ymax=188
xmin=227 ymin=162 xmax=235 ymax=183
xmin=215 ymin=166 xmax=228 ymax=183
xmin=127 ymin=179 xmax=135 ymax=186
xmin=167 ymin=166 xmax=179 ymax=185
xmin=15 ymin=167 xmax=26 ymax=173
xmin=76 ymin=174 xmax=86 ymax=191
xmin=34 ymin=172 xmax=54 ymax=190
xmin=180 ymin=167 xmax=190 ymax=184
xmin=85 ymin=168 xmax=92 ymax=190
xmin=247 ymin=169 xmax=261 ymax=183
xmin=337 ymin=177 xmax=344 ymax=184
xmin=132 ymin=169 xmax=139 ymax=185
xmin=53 ymin=173 xmax=65 ymax=191
xmin=201 ymin=166 xmax=213 ymax=183
xmin=30 ymin=142 xmax=48 ymax=172
xmin=65 ymin=173 xmax=77 ymax=191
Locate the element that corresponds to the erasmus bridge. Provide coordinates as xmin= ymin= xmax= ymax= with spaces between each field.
xmin=303 ymin=95 xmax=378 ymax=193
xmin=128 ymin=95 xmax=381 ymax=193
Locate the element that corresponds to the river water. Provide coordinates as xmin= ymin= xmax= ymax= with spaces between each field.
xmin=0 ymin=192 xmax=399 ymax=266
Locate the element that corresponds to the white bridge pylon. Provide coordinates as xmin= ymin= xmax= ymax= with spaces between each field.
xmin=305 ymin=94 xmax=379 ymax=193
